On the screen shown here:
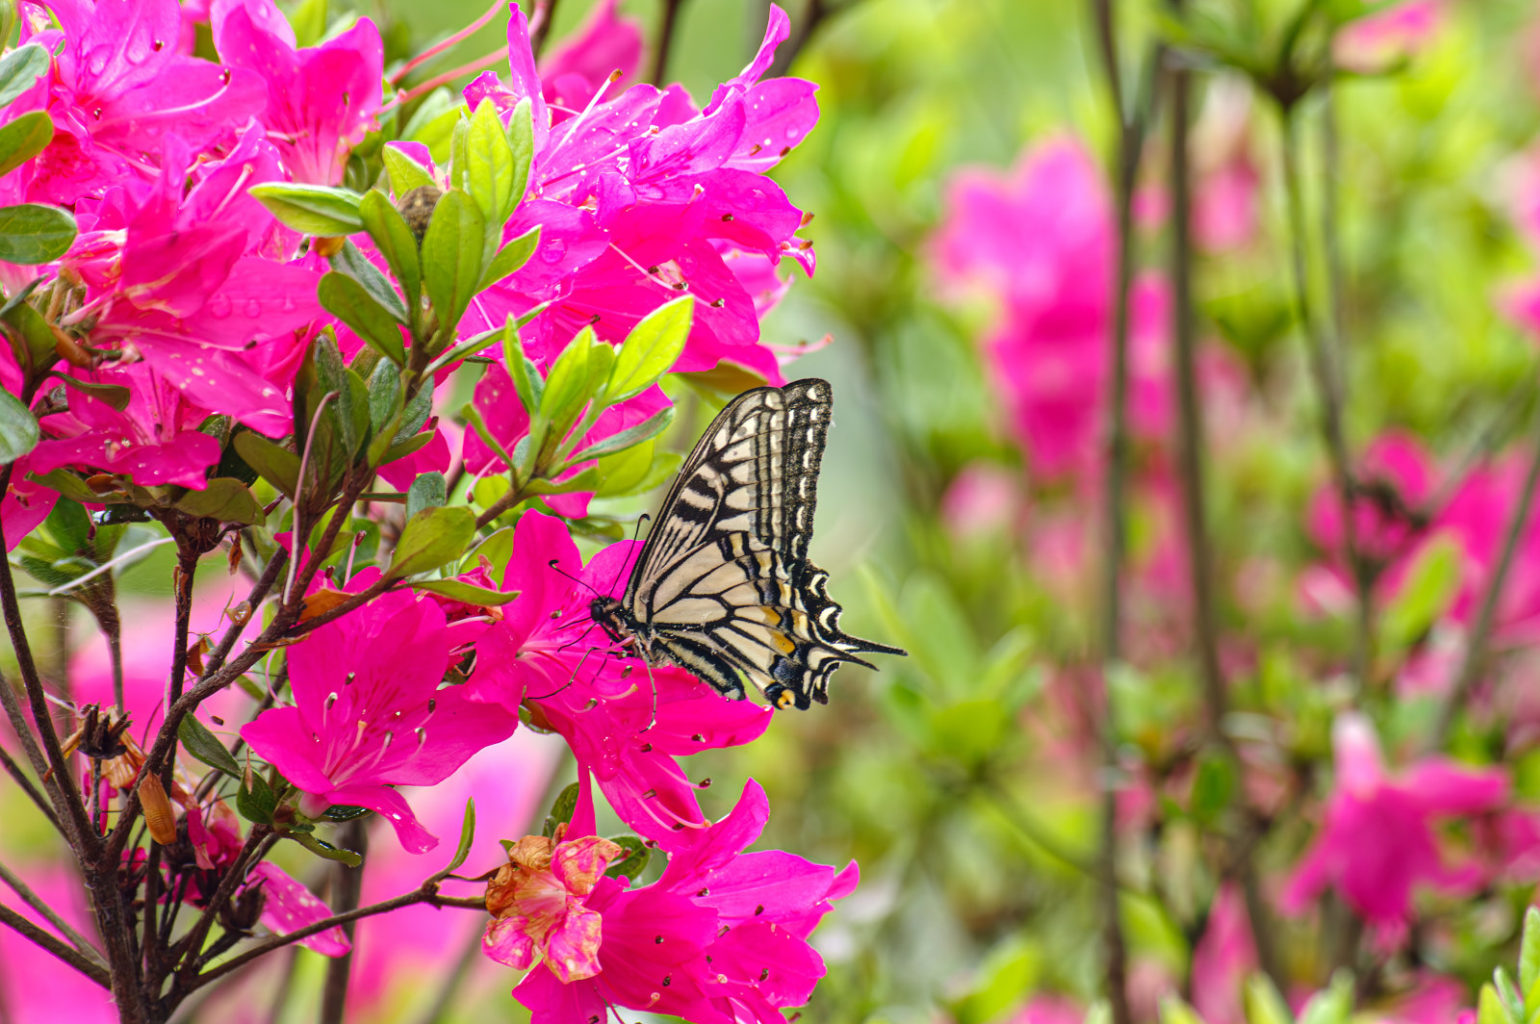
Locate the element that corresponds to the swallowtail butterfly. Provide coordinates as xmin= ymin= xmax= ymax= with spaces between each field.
xmin=591 ymin=378 xmax=905 ymax=709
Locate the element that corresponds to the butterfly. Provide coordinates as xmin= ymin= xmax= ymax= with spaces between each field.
xmin=590 ymin=377 xmax=906 ymax=710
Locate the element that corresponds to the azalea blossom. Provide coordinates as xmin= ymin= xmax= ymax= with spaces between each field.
xmin=1281 ymin=712 xmax=1508 ymax=941
xmin=502 ymin=779 xmax=856 ymax=1024
xmin=242 ymin=573 xmax=519 ymax=852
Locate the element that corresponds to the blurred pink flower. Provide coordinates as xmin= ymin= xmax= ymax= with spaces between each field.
xmin=932 ymin=136 xmax=1175 ymax=479
xmin=1338 ymin=1 xmax=1445 ymax=71
xmin=1281 ymin=712 xmax=1508 ymax=940
xmin=1010 ymin=995 xmax=1084 ymax=1024
xmin=940 ymin=461 xmax=1020 ymax=540
xmin=1191 ymin=885 xmax=1256 ymax=1024
xmin=539 ymin=0 xmax=644 ymax=115
xmin=0 ymin=867 xmax=118 ymax=1024
xmin=1307 ymin=431 xmax=1434 ymax=572
xmin=242 ymin=574 xmax=518 ymax=852
xmin=1368 ymin=971 xmax=1470 ymax=1024
xmin=245 ymin=862 xmax=350 ymax=957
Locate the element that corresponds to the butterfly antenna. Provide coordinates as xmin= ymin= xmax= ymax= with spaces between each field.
xmin=547 ymin=559 xmax=602 ymax=597
xmin=554 ymin=620 xmax=601 ymax=655
xmin=607 ymin=512 xmax=650 ymax=597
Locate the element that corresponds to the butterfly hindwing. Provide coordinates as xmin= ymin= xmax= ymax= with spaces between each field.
xmin=592 ymin=378 xmax=905 ymax=710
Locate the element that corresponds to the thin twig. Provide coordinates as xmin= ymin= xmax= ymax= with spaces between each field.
xmin=0 ymin=861 xmax=106 ymax=963
xmin=649 ymin=0 xmax=688 ymax=85
xmin=188 ymin=889 xmax=486 ymax=994
xmin=529 ymin=0 xmax=561 ymax=57
xmin=1431 ymin=414 xmax=1540 ymax=748
xmin=0 ymin=740 xmax=60 ymax=831
xmin=318 ymin=820 xmax=368 ymax=1024
xmin=1088 ymin=0 xmax=1144 ymax=1019
xmin=0 ymin=905 xmax=112 ymax=987
xmin=1171 ymin=40 xmax=1284 ymax=991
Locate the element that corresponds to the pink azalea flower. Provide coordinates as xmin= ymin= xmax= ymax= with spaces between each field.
xmin=211 ymin=0 xmax=384 ymax=185
xmin=0 ymin=867 xmax=119 ymax=1023
xmin=459 ymin=3 xmax=818 ymax=384
xmin=505 ymin=779 xmax=857 ymax=1024
xmin=242 ymin=573 xmax=519 ymax=853
xmin=1281 ymin=712 xmax=1508 ymax=940
xmin=59 ymin=127 xmax=321 ymax=433
xmin=1009 ymin=996 xmax=1085 ymax=1024
xmin=29 ymin=362 xmax=221 ymax=488
xmin=1307 ymin=431 xmax=1434 ymax=571
xmin=19 ymin=0 xmax=265 ymax=206
xmin=472 ymin=512 xmax=771 ymax=848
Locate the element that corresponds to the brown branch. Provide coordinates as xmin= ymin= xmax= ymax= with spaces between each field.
xmin=319 ymin=821 xmax=368 ymax=1024
xmin=0 ymin=861 xmax=105 ymax=964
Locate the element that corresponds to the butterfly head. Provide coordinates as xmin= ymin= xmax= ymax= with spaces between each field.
xmin=588 ymin=596 xmax=632 ymax=647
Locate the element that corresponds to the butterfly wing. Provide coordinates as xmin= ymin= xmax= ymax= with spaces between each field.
xmin=618 ymin=378 xmax=905 ymax=709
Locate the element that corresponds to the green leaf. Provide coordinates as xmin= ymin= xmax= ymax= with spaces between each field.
xmin=0 ymin=203 xmax=76 ymax=264
xmin=1477 ymin=984 xmax=1509 ymax=1024
xmin=606 ymin=295 xmax=693 ymax=403
xmin=407 ymin=99 xmax=462 ymax=165
xmin=504 ymin=326 xmax=543 ymax=413
xmin=568 ymin=405 xmax=675 ymax=462
xmin=387 ymin=505 xmax=476 ymax=579
xmin=43 ymin=497 xmax=91 ymax=553
xmin=178 ymin=716 xmax=242 ymax=779
xmin=318 ymin=271 xmax=407 ymax=365
xmin=596 ymin=445 xmax=679 ymax=498
xmin=410 ymin=578 xmax=519 ymax=606
xmin=237 ymin=773 xmax=278 ymax=825
xmin=479 ymin=225 xmax=541 ymax=290
xmin=445 ymin=798 xmax=477 ymax=873
xmin=1 ymin=296 xmax=56 ymax=378
xmin=1189 ymin=750 xmax=1236 ymax=826
xmin=543 ymin=782 xmax=580 ymax=838
xmin=367 ymin=359 xmax=404 ymax=434
xmin=466 ymin=98 xmax=516 ymax=224
xmin=405 ymin=471 xmax=447 ymax=520
xmin=1522 ymin=906 xmax=1540 ymax=999
xmin=0 ymin=45 xmax=49 ymax=108
xmin=540 ymin=327 xmax=596 ymax=432
xmin=0 ymin=388 xmax=39 ymax=463
xmin=171 ymin=478 xmax=265 ymax=525
xmin=383 ymin=143 xmax=437 ymax=197
xmin=1157 ymin=998 xmax=1205 ymax=1024
xmin=25 ymin=468 xmax=100 ymax=504
xmin=0 ymin=111 xmax=52 ymax=178
xmin=248 ymin=183 xmax=364 ymax=236
xmin=1380 ymin=536 xmax=1460 ymax=653
xmin=604 ymin=835 xmax=650 ymax=882
xmin=331 ymin=240 xmax=409 ymax=322
xmin=506 ymin=99 xmax=533 ymax=212
xmin=55 ymin=375 xmax=131 ymax=412
xmin=421 ymin=190 xmax=487 ymax=334
xmin=359 ymin=189 xmax=422 ymax=312
xmin=1242 ymin=976 xmax=1293 ymax=1024
xmin=232 ymin=432 xmax=300 ymax=496
xmin=288 ymin=0 xmax=328 ymax=46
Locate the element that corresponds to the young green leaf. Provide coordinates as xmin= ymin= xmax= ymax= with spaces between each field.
xmin=412 ymin=578 xmax=519 ymax=605
xmin=506 ymin=98 xmax=534 ymax=212
xmin=479 ymin=224 xmax=542 ymax=290
xmin=318 ymin=271 xmax=407 ymax=365
xmin=383 ymin=143 xmax=437 ymax=197
xmin=0 ymin=203 xmax=77 ymax=265
xmin=171 ymin=478 xmax=265 ymax=525
xmin=359 ymin=189 xmax=423 ymax=311
xmin=233 ymin=432 xmax=300 ymax=496
xmin=387 ymin=505 xmax=476 ymax=579
xmin=540 ymin=328 xmax=597 ymax=433
xmin=568 ymin=405 xmax=675 ymax=462
xmin=249 ymin=183 xmax=364 ymax=236
xmin=606 ymin=295 xmax=694 ymax=403
xmin=331 ymin=240 xmax=409 ymax=322
xmin=466 ymin=98 xmax=516 ymax=224
xmin=421 ymin=190 xmax=487 ymax=335
xmin=445 ymin=798 xmax=477 ymax=873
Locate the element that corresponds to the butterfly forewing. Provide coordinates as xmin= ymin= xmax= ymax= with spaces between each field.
xmin=597 ymin=378 xmax=905 ymax=710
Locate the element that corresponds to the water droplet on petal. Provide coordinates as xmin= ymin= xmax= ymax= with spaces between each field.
xmin=206 ymin=294 xmax=233 ymax=319
xmin=244 ymin=298 xmax=263 ymax=318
